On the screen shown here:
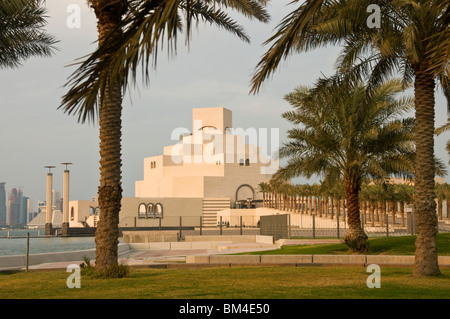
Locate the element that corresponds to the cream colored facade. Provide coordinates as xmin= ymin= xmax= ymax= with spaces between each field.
xmin=135 ymin=107 xmax=276 ymax=203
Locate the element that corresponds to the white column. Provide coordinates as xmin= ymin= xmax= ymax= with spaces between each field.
xmin=46 ymin=173 xmax=53 ymax=224
xmin=63 ymin=170 xmax=69 ymax=224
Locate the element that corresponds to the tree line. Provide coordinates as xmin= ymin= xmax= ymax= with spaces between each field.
xmin=258 ymin=180 xmax=450 ymax=227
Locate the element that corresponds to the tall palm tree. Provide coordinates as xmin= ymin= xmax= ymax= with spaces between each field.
xmin=60 ymin=0 xmax=270 ymax=274
xmin=250 ymin=0 xmax=449 ymax=276
xmin=0 ymin=0 xmax=56 ymax=69
xmin=276 ymin=76 xmax=416 ymax=252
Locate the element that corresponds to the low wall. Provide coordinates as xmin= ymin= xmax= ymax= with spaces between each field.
xmin=186 ymin=254 xmax=450 ymax=266
xmin=129 ymin=235 xmax=274 ymax=251
xmin=122 ymin=231 xmax=179 ymax=243
xmin=128 ymin=241 xmax=229 ymax=251
xmin=184 ymin=235 xmax=273 ymax=244
xmin=0 ymin=244 xmax=131 ymax=270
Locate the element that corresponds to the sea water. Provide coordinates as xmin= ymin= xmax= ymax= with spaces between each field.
xmin=0 ymin=230 xmax=100 ymax=256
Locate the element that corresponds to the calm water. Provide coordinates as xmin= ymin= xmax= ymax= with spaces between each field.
xmin=0 ymin=230 xmax=115 ymax=256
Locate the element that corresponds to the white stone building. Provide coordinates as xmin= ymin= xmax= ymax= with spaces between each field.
xmin=67 ymin=107 xmax=277 ymax=228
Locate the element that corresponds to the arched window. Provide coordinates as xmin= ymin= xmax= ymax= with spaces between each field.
xmin=89 ymin=206 xmax=95 ymax=215
xmin=147 ymin=203 xmax=154 ymax=218
xmin=70 ymin=207 xmax=74 ymax=221
xmin=95 ymin=207 xmax=101 ymax=215
xmin=155 ymin=203 xmax=163 ymax=218
xmin=239 ymin=159 xmax=244 ymax=166
xmin=138 ymin=203 xmax=147 ymax=218
xmin=245 ymin=159 xmax=250 ymax=166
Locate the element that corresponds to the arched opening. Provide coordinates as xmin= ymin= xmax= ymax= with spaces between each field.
xmin=138 ymin=203 xmax=147 ymax=218
xmin=155 ymin=203 xmax=163 ymax=218
xmin=236 ymin=184 xmax=255 ymax=202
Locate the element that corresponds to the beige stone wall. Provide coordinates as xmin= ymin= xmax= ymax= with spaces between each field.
xmin=192 ymin=107 xmax=232 ymax=132
xmin=119 ymin=197 xmax=203 ymax=228
xmin=68 ymin=200 xmax=98 ymax=227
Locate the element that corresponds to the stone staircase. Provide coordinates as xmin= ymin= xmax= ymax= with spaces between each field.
xmin=201 ymin=198 xmax=230 ymax=227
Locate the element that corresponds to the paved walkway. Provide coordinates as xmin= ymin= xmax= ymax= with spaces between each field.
xmin=23 ymin=242 xmax=279 ymax=270
xmin=10 ymin=239 xmax=344 ymax=271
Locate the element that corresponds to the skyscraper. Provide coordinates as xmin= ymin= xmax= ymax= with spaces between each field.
xmin=0 ymin=183 xmax=6 ymax=226
xmin=21 ymin=196 xmax=30 ymax=224
xmin=7 ymin=188 xmax=23 ymax=227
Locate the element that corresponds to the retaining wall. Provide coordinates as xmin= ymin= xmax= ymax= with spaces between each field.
xmin=186 ymin=254 xmax=450 ymax=266
xmin=129 ymin=235 xmax=274 ymax=251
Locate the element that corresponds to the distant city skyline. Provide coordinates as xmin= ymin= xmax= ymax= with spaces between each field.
xmin=0 ymin=0 xmax=449 ymax=207
xmin=0 ymin=183 xmax=6 ymax=226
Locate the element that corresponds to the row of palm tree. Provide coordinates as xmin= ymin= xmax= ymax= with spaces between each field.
xmin=259 ymin=180 xmax=450 ymax=227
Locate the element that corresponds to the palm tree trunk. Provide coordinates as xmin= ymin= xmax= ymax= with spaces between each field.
xmin=343 ymin=177 xmax=368 ymax=252
xmin=400 ymin=201 xmax=405 ymax=227
xmin=437 ymin=199 xmax=443 ymax=221
xmin=392 ymin=201 xmax=397 ymax=225
xmin=308 ymin=196 xmax=312 ymax=215
xmin=413 ymin=66 xmax=440 ymax=276
xmin=370 ymin=203 xmax=375 ymax=227
xmin=331 ymin=198 xmax=334 ymax=219
xmin=92 ymin=1 xmax=127 ymax=273
xmin=377 ymin=201 xmax=381 ymax=224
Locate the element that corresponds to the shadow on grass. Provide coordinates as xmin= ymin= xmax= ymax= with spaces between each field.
xmin=241 ymin=233 xmax=450 ymax=256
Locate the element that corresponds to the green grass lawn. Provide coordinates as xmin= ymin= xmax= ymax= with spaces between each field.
xmin=1 ymin=266 xmax=450 ymax=299
xmin=1 ymin=234 xmax=450 ymax=299
xmin=243 ymin=233 xmax=450 ymax=256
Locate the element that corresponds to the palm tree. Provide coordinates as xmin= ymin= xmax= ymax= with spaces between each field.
xmin=60 ymin=0 xmax=269 ymax=274
xmin=257 ymin=182 xmax=270 ymax=207
xmin=435 ymin=183 xmax=450 ymax=221
xmin=393 ymin=183 xmax=415 ymax=227
xmin=276 ymin=76 xmax=416 ymax=252
xmin=0 ymin=0 xmax=56 ymax=69
xmin=436 ymin=119 xmax=450 ymax=164
xmin=250 ymin=0 xmax=449 ymax=276
xmin=361 ymin=184 xmax=378 ymax=227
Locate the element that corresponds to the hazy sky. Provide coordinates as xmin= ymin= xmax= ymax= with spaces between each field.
xmin=0 ymin=0 xmax=448 ymax=208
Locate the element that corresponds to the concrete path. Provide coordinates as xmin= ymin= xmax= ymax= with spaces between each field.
xmin=1 ymin=239 xmax=348 ymax=271
xmin=10 ymin=241 xmax=280 ymax=271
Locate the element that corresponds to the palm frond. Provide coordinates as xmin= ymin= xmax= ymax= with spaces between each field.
xmin=0 ymin=0 xmax=57 ymax=69
xmin=60 ymin=0 xmax=270 ymax=124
